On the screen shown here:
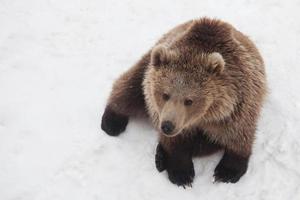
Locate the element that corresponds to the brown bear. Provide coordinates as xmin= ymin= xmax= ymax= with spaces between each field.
xmin=101 ymin=18 xmax=266 ymax=187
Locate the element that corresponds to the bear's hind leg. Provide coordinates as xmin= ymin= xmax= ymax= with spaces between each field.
xmin=101 ymin=53 xmax=150 ymax=136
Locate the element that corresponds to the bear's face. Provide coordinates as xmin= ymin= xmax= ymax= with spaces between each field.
xmin=151 ymin=70 xmax=214 ymax=137
xmin=144 ymin=45 xmax=233 ymax=137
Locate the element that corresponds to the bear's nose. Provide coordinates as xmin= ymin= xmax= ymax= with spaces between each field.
xmin=161 ymin=121 xmax=175 ymax=135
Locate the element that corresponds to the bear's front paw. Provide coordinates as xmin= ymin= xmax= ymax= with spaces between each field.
xmin=167 ymin=164 xmax=195 ymax=188
xmin=101 ymin=106 xmax=128 ymax=136
xmin=213 ymin=155 xmax=248 ymax=183
xmin=155 ymin=143 xmax=167 ymax=172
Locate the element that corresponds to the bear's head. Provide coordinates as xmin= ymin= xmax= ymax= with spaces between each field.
xmin=143 ymin=45 xmax=237 ymax=137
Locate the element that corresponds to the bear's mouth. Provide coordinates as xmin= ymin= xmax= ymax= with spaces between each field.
xmin=160 ymin=129 xmax=182 ymax=137
xmin=162 ymin=132 xmax=180 ymax=137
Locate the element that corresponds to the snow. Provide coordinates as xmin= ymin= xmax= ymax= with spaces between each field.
xmin=0 ymin=0 xmax=300 ymax=199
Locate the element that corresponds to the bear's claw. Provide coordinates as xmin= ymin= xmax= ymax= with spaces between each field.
xmin=213 ymin=154 xmax=248 ymax=183
xmin=167 ymin=166 xmax=195 ymax=188
xmin=214 ymin=165 xmax=243 ymax=183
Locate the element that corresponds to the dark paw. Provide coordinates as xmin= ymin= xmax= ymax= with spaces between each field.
xmin=167 ymin=165 xmax=195 ymax=188
xmin=101 ymin=106 xmax=128 ymax=136
xmin=213 ymin=158 xmax=248 ymax=183
xmin=155 ymin=143 xmax=167 ymax=172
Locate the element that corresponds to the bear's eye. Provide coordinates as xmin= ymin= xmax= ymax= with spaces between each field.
xmin=184 ymin=99 xmax=193 ymax=106
xmin=162 ymin=93 xmax=170 ymax=101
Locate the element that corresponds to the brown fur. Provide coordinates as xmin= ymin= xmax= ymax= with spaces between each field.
xmin=143 ymin=18 xmax=266 ymax=157
xmin=102 ymin=18 xmax=266 ymax=185
xmin=107 ymin=52 xmax=150 ymax=117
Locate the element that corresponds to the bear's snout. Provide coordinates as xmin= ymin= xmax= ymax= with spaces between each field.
xmin=161 ymin=121 xmax=175 ymax=135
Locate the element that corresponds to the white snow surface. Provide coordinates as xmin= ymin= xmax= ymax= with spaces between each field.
xmin=1 ymin=0 xmax=300 ymax=199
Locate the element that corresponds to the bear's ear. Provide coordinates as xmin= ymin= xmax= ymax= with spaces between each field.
xmin=150 ymin=45 xmax=176 ymax=68
xmin=206 ymin=52 xmax=225 ymax=75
